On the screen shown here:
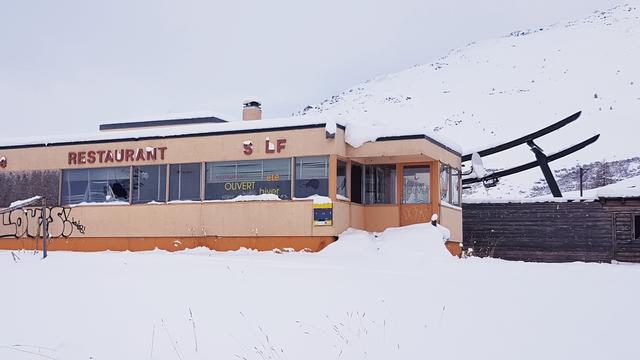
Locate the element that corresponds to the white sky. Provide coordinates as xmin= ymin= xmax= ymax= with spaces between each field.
xmin=0 ymin=0 xmax=622 ymax=138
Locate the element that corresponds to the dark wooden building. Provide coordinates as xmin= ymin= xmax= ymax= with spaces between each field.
xmin=463 ymin=196 xmax=640 ymax=263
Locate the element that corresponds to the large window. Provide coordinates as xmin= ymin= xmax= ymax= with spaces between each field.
xmin=365 ymin=165 xmax=397 ymax=204
xmin=295 ymin=156 xmax=329 ymax=198
xmin=0 ymin=170 xmax=60 ymax=207
xmin=169 ymin=163 xmax=201 ymax=201
xmin=337 ymin=160 xmax=347 ymax=199
xmin=205 ymin=158 xmax=291 ymax=200
xmin=402 ymin=165 xmax=430 ymax=204
xmin=132 ymin=165 xmax=167 ymax=204
xmin=62 ymin=167 xmax=130 ymax=205
xmin=440 ymin=163 xmax=462 ymax=206
xmin=351 ymin=163 xmax=363 ymax=204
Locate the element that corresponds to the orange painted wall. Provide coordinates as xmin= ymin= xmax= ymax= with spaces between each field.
xmin=0 ymin=236 xmax=334 ymax=253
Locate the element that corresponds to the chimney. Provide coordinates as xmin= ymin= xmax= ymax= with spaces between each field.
xmin=242 ymin=100 xmax=262 ymax=121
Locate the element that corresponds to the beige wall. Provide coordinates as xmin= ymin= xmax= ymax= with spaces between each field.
xmin=440 ymin=204 xmax=462 ymax=243
xmin=364 ymin=205 xmax=400 ymax=232
xmin=349 ymin=203 xmax=366 ymax=230
xmin=63 ymin=200 xmax=316 ymax=237
xmin=0 ymin=127 xmax=347 ymax=172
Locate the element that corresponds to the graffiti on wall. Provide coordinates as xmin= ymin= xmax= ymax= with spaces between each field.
xmin=0 ymin=206 xmax=85 ymax=239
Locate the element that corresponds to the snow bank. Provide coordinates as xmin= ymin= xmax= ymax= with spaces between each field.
xmin=321 ymin=223 xmax=454 ymax=263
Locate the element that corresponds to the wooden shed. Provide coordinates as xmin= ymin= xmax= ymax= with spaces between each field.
xmin=463 ymin=177 xmax=640 ymax=263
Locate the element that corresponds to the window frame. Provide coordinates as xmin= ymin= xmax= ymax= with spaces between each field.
xmin=294 ymin=155 xmax=330 ymax=198
xmin=61 ymin=166 xmax=131 ymax=205
xmin=204 ymin=158 xmax=292 ymax=200
xmin=402 ymin=164 xmax=431 ymax=204
xmin=169 ymin=163 xmax=202 ymax=202
xmin=132 ymin=164 xmax=168 ymax=204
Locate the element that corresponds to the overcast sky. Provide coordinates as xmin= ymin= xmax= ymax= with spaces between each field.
xmin=0 ymin=0 xmax=622 ymax=138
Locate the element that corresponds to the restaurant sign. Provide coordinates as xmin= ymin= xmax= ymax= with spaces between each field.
xmin=68 ymin=147 xmax=167 ymax=165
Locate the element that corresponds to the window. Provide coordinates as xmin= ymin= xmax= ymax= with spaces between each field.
xmin=62 ymin=167 xmax=130 ymax=205
xmin=0 ymin=170 xmax=60 ymax=207
xmin=440 ymin=163 xmax=451 ymax=203
xmin=337 ymin=160 xmax=347 ymax=199
xmin=132 ymin=165 xmax=167 ymax=204
xmin=635 ymin=215 xmax=640 ymax=240
xmin=351 ymin=163 xmax=363 ymax=204
xmin=451 ymin=168 xmax=461 ymax=206
xmin=439 ymin=164 xmax=462 ymax=206
xmin=169 ymin=163 xmax=201 ymax=201
xmin=205 ymin=158 xmax=291 ymax=200
xmin=365 ymin=165 xmax=397 ymax=204
xmin=295 ymin=156 xmax=329 ymax=198
xmin=402 ymin=165 xmax=430 ymax=204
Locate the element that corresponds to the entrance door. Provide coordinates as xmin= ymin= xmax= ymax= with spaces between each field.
xmin=400 ymin=164 xmax=434 ymax=226
xmin=613 ymin=211 xmax=640 ymax=262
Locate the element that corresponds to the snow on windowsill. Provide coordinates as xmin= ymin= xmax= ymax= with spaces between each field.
xmin=70 ymin=201 xmax=131 ymax=207
xmin=9 ymin=196 xmax=43 ymax=208
xmin=440 ymin=201 xmax=462 ymax=211
xmin=293 ymin=195 xmax=332 ymax=204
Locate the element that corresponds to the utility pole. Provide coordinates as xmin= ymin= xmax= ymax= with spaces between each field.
xmin=41 ymin=197 xmax=48 ymax=259
xmin=579 ymin=167 xmax=590 ymax=197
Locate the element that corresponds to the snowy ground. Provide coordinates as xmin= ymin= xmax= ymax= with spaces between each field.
xmin=1 ymin=224 xmax=639 ymax=359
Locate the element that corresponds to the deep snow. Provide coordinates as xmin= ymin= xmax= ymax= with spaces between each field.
xmin=1 ymin=223 xmax=639 ymax=360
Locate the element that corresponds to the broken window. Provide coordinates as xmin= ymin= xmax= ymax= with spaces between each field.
xmin=61 ymin=167 xmax=130 ymax=205
xmin=0 ymin=170 xmax=60 ymax=207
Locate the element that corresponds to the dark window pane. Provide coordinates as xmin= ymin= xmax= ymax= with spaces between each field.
xmin=351 ymin=163 xmax=363 ymax=204
xmin=62 ymin=169 xmax=89 ymax=205
xmin=205 ymin=158 xmax=291 ymax=200
xmin=635 ymin=215 xmax=640 ymax=240
xmin=337 ymin=160 xmax=347 ymax=198
xmin=403 ymin=165 xmax=430 ymax=204
xmin=295 ymin=156 xmax=329 ymax=198
xmin=169 ymin=163 xmax=201 ymax=201
xmin=365 ymin=165 xmax=396 ymax=204
xmin=132 ymin=165 xmax=167 ymax=204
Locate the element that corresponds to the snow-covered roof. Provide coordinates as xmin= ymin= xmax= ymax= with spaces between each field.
xmin=596 ymin=176 xmax=640 ymax=199
xmin=0 ymin=113 xmax=462 ymax=155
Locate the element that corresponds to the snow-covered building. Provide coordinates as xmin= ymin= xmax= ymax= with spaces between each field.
xmin=0 ymin=104 xmax=462 ymax=254
xmin=463 ymin=176 xmax=640 ymax=263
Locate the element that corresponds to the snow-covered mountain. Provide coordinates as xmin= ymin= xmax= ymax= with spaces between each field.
xmin=299 ymin=3 xmax=640 ymax=198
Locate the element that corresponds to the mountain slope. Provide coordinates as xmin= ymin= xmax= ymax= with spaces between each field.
xmin=299 ymin=4 xmax=640 ymax=198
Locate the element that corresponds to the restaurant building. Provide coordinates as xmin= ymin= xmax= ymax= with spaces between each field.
xmin=0 ymin=102 xmax=462 ymax=254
